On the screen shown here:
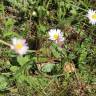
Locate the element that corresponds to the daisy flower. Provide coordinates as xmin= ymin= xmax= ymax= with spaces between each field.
xmin=86 ymin=9 xmax=96 ymax=25
xmin=48 ymin=29 xmax=65 ymax=43
xmin=10 ymin=37 xmax=29 ymax=55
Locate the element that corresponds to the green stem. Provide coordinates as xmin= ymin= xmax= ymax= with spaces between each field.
xmin=46 ymin=0 xmax=51 ymax=9
xmin=0 ymin=39 xmax=11 ymax=47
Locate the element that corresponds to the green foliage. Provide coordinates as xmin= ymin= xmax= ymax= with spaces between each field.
xmin=17 ymin=56 xmax=30 ymax=66
xmin=0 ymin=75 xmax=8 ymax=91
xmin=50 ymin=44 xmax=61 ymax=58
xmin=0 ymin=3 xmax=4 ymax=13
xmin=41 ymin=63 xmax=55 ymax=73
xmin=0 ymin=0 xmax=96 ymax=96
xmin=4 ymin=18 xmax=16 ymax=37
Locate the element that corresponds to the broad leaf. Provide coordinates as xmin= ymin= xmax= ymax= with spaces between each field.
xmin=41 ymin=63 xmax=55 ymax=73
xmin=17 ymin=56 xmax=29 ymax=66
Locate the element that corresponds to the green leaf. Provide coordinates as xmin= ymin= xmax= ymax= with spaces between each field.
xmin=0 ymin=3 xmax=4 ymax=12
xmin=78 ymin=48 xmax=87 ymax=64
xmin=10 ymin=66 xmax=19 ymax=73
xmin=51 ymin=44 xmax=61 ymax=58
xmin=5 ymin=18 xmax=14 ymax=28
xmin=68 ymin=53 xmax=76 ymax=60
xmin=0 ymin=75 xmax=8 ymax=91
xmin=41 ymin=63 xmax=55 ymax=73
xmin=37 ymin=24 xmax=47 ymax=35
xmin=32 ymin=57 xmax=48 ymax=63
xmin=16 ymin=75 xmax=48 ymax=90
xmin=17 ymin=56 xmax=29 ymax=66
xmin=3 ymin=31 xmax=18 ymax=37
xmin=26 ymin=76 xmax=48 ymax=89
xmin=70 ymin=9 xmax=77 ymax=15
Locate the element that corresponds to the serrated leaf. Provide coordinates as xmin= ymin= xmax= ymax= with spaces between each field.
xmin=50 ymin=44 xmax=61 ymax=58
xmin=0 ymin=75 xmax=8 ymax=91
xmin=10 ymin=66 xmax=19 ymax=73
xmin=5 ymin=18 xmax=14 ymax=28
xmin=41 ymin=63 xmax=55 ymax=73
xmin=68 ymin=53 xmax=76 ymax=59
xmin=17 ymin=56 xmax=29 ymax=66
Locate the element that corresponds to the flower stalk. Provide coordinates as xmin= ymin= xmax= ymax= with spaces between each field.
xmin=0 ymin=39 xmax=11 ymax=47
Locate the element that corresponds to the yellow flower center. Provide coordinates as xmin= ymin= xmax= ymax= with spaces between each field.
xmin=15 ymin=43 xmax=23 ymax=49
xmin=54 ymin=33 xmax=59 ymax=40
xmin=92 ymin=13 xmax=96 ymax=20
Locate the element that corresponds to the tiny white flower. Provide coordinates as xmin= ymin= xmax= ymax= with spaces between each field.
xmin=86 ymin=9 xmax=96 ymax=25
xmin=10 ymin=37 xmax=28 ymax=55
xmin=48 ymin=29 xmax=65 ymax=43
xmin=32 ymin=11 xmax=37 ymax=16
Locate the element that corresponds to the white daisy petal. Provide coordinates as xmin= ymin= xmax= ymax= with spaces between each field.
xmin=86 ymin=9 xmax=96 ymax=25
xmin=48 ymin=29 xmax=65 ymax=43
xmin=12 ymin=37 xmax=17 ymax=45
xmin=56 ymin=29 xmax=61 ymax=34
xmin=11 ymin=37 xmax=29 ymax=55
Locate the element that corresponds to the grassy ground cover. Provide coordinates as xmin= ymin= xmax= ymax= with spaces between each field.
xmin=0 ymin=0 xmax=96 ymax=96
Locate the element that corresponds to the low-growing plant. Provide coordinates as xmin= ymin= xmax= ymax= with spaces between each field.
xmin=0 ymin=0 xmax=96 ymax=96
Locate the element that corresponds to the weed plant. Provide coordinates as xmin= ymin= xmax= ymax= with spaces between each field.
xmin=0 ymin=0 xmax=96 ymax=96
